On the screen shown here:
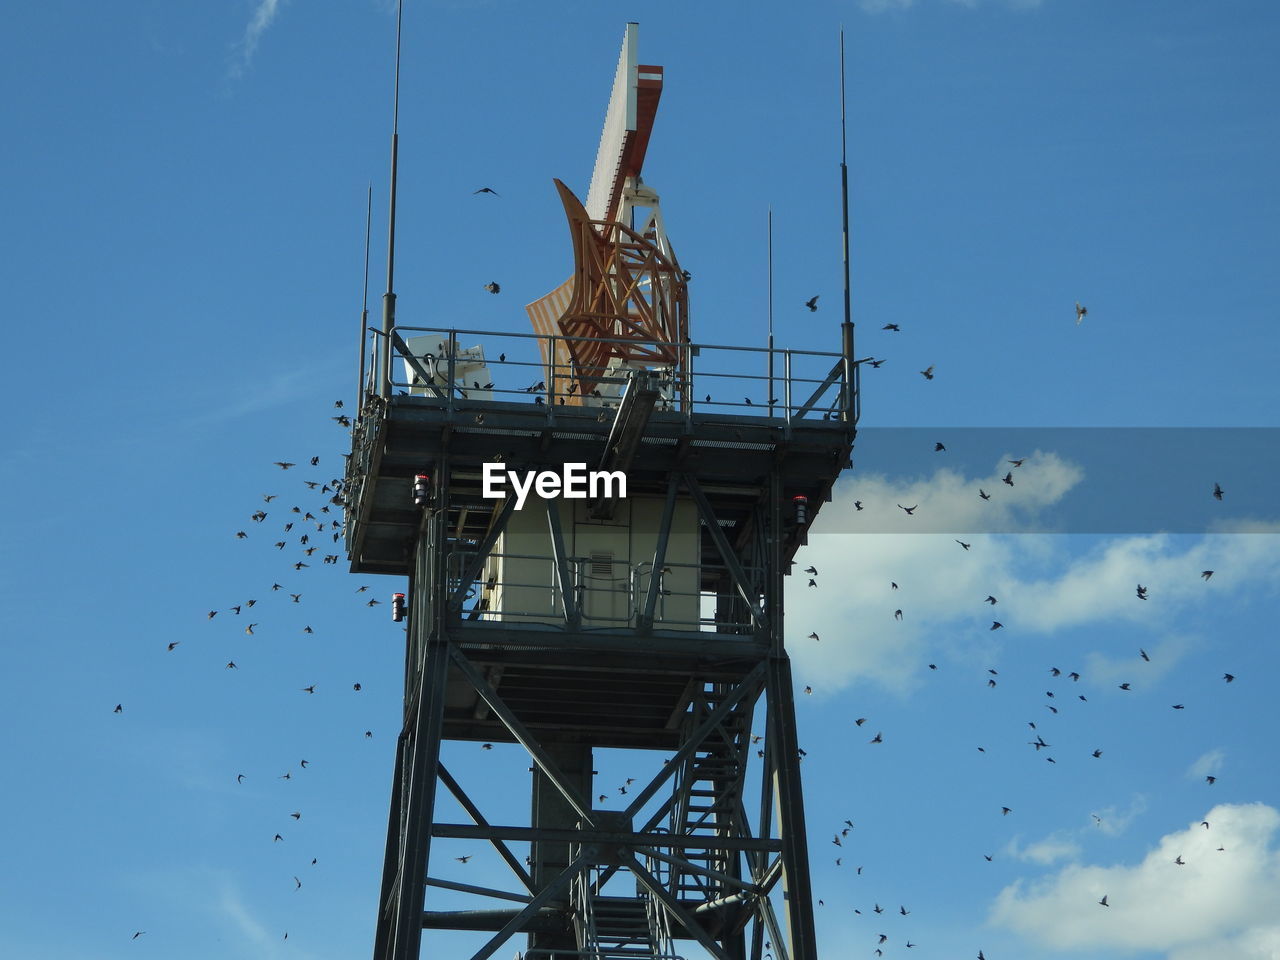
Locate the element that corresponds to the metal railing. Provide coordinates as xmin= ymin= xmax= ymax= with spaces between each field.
xmin=358 ymin=324 xmax=857 ymax=429
xmin=447 ymin=550 xmax=763 ymax=633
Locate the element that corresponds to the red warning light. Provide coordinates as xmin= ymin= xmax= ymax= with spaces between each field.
xmin=412 ymin=474 xmax=431 ymax=506
xmin=793 ymin=495 xmax=809 ymax=526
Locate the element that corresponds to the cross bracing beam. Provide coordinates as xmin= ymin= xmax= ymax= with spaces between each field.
xmin=466 ymin=847 xmax=593 ymax=960
xmin=685 ymin=476 xmax=766 ymax=630
xmin=628 ymin=855 xmax=734 ymax=960
xmin=436 ymin=764 xmax=536 ymax=894
xmin=793 ymin=358 xmax=845 ymax=420
xmin=449 ymin=648 xmax=597 ymax=827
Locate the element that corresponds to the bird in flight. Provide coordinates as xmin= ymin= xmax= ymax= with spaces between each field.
xmin=990 ymin=621 xmax=1003 ymax=630
xmin=1224 ymin=673 xmax=1235 ymax=683
xmin=935 ymin=442 xmax=946 ymax=452
xmin=484 ymin=281 xmax=500 ymax=294
xmin=1098 ymin=895 xmax=1109 ymax=907
xmin=979 ymin=489 xmax=991 ymax=500
xmin=1213 ymin=482 xmax=1223 ymax=501
xmin=894 ymin=609 xmax=903 ymax=621
xmin=113 ymin=704 xmax=123 ymax=714
xmin=1137 ymin=584 xmax=1148 ymax=600
xmin=456 ymin=855 xmax=472 ymax=863
xmin=1008 ymin=458 xmax=1026 ymax=468
xmin=237 ymin=774 xmax=245 ymax=783
xmin=882 ymin=323 xmax=900 ymax=331
xmin=274 ymin=462 xmax=296 ymax=470
xmin=1140 ymin=648 xmax=1150 ymax=661
xmin=1075 ymin=302 xmax=1087 ymax=324
xmin=920 ymin=365 xmax=935 ymax=380
xmin=898 ymin=504 xmax=917 ymax=515
xmin=132 ymin=931 xmax=145 ymax=940
xmin=301 ymin=685 xmax=316 ymax=694
xmin=869 ymin=732 xmax=883 ymax=743
xmin=1119 ymin=683 xmax=1131 ymax=690
xmin=167 ymin=641 xmax=180 ymax=651
xmin=805 ymin=295 xmax=819 ymax=312
xmin=1002 ymin=472 xmax=1014 ymax=486
xmin=956 ymin=540 xmax=971 ymax=551
xmin=984 ymin=595 xmax=998 ymax=604
xmin=473 ymin=187 xmax=500 ymax=196
xmin=1202 ymin=570 xmax=1214 ymax=580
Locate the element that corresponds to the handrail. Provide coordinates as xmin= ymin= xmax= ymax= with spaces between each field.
xmin=357 ymin=322 xmax=858 ymax=429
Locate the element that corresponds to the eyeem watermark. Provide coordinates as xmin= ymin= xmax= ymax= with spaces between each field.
xmin=482 ymin=462 xmax=627 ymax=510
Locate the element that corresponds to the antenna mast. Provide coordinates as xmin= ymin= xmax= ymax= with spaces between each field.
xmin=768 ymin=207 xmax=775 ymax=416
xmin=839 ymin=27 xmax=856 ymax=421
xmin=379 ymin=0 xmax=404 ymax=398
xmin=357 ymin=184 xmax=373 ymax=409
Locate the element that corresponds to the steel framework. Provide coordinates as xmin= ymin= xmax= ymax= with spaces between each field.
xmin=346 ymin=327 xmax=856 ymax=960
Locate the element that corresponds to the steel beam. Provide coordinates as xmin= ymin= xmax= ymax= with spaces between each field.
xmin=629 ymin=856 xmax=734 ymax=960
xmin=543 ymin=497 xmax=581 ymax=627
xmin=685 ymin=477 xmax=766 ymax=629
xmin=449 ymin=649 xmax=596 ymax=827
xmin=433 ymin=823 xmax=781 ymax=852
xmin=437 ymin=763 xmax=536 ymax=894
xmin=466 ymin=848 xmax=592 ymax=960
xmin=638 ymin=473 xmax=681 ymax=629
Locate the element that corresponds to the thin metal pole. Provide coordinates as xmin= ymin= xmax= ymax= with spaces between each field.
xmin=767 ymin=207 xmax=775 ymax=418
xmin=379 ymin=0 xmax=404 ymax=399
xmin=357 ymin=183 xmax=372 ymax=412
xmin=839 ymin=28 xmax=856 ymax=422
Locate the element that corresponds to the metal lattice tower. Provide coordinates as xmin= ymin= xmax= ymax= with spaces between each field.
xmin=345 ymin=23 xmax=858 ymax=960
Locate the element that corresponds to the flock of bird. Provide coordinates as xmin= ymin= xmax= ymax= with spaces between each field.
xmin=112 ymin=398 xmax=400 ymax=944
xmin=786 ymin=361 xmax=1239 ymax=956
xmin=110 ymin=189 xmax=1244 ymax=960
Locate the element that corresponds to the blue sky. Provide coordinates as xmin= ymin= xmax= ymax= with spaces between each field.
xmin=2 ymin=2 xmax=1278 ymax=959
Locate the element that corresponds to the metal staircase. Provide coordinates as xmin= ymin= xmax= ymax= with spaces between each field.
xmin=571 ymin=863 xmax=682 ymax=960
xmin=669 ymin=685 xmax=754 ymax=904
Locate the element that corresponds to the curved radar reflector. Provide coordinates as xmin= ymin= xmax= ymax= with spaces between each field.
xmin=525 ymin=22 xmax=686 ymax=406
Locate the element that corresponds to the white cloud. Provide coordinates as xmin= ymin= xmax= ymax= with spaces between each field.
xmin=1090 ymin=794 xmax=1149 ymax=837
xmin=1005 ymin=833 xmax=1081 ymax=865
xmin=1084 ymin=632 xmax=1196 ymax=687
xmin=788 ymin=462 xmax=1280 ymax=696
xmin=228 ymin=0 xmax=286 ymax=80
xmin=1188 ymin=749 xmax=1226 ymax=781
xmin=836 ymin=451 xmax=1085 ymax=534
xmin=990 ymin=803 xmax=1280 ymax=954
